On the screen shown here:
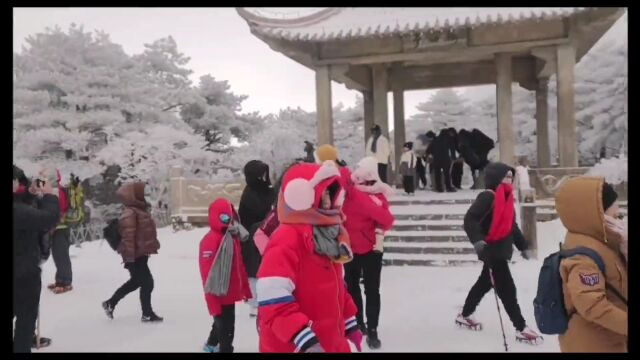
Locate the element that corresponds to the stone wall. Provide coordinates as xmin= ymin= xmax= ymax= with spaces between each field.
xmin=169 ymin=166 xmax=245 ymax=225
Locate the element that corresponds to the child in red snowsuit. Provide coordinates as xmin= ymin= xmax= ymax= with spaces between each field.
xmin=199 ymin=198 xmax=252 ymax=353
xmin=257 ymin=161 xmax=364 ymax=353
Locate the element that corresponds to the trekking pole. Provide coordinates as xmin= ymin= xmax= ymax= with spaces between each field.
xmin=36 ymin=308 xmax=41 ymax=350
xmin=489 ymin=269 xmax=509 ymax=352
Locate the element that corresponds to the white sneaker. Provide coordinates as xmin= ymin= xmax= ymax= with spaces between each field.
xmin=516 ymin=326 xmax=543 ymax=344
xmin=455 ymin=313 xmax=482 ymax=330
xmin=249 ymin=307 xmax=257 ymax=318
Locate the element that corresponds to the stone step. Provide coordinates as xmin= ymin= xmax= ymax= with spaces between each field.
xmin=382 ymin=258 xmax=480 ymax=267
xmin=392 ymin=224 xmax=464 ymax=232
xmin=385 ymin=246 xmax=475 ymax=255
xmin=388 ymin=199 xmax=474 ymax=206
xmin=385 ymin=235 xmax=469 ymax=243
xmin=393 ymin=214 xmax=465 ymax=221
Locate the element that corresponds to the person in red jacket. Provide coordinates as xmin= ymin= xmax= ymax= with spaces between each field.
xmin=342 ymin=156 xmax=395 ymax=349
xmin=199 ymin=198 xmax=252 ymax=353
xmin=256 ymin=161 xmax=363 ymax=353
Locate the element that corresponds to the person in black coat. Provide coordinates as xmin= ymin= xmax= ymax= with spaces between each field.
xmin=469 ymin=129 xmax=494 ymax=170
xmin=456 ymin=162 xmax=533 ymax=337
xmin=426 ymin=129 xmax=457 ymax=193
xmin=238 ymin=160 xmax=275 ymax=317
xmin=13 ymin=165 xmax=60 ymax=353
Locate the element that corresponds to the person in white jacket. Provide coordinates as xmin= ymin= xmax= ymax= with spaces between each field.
xmin=365 ymin=125 xmax=393 ymax=184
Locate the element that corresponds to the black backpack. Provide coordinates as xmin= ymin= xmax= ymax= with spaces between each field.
xmin=533 ymin=246 xmax=626 ymax=335
xmin=103 ymin=218 xmax=121 ymax=251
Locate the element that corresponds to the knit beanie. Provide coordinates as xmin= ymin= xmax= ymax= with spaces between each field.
xmin=316 ymin=144 xmax=339 ymax=163
xmin=602 ymin=182 xmax=618 ymax=211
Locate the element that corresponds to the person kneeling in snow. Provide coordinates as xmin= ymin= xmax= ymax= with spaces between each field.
xmin=456 ymin=162 xmax=542 ymax=344
xmin=199 ymin=199 xmax=252 ymax=353
xmin=256 ymin=162 xmax=363 ymax=353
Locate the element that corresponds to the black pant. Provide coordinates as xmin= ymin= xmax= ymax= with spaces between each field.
xmin=344 ymin=251 xmax=383 ymax=330
xmin=377 ymin=163 xmax=388 ymax=184
xmin=433 ymin=161 xmax=453 ymax=192
xmin=462 ymin=260 xmax=526 ymax=331
xmin=207 ymin=304 xmax=235 ymax=353
xmin=52 ymin=228 xmax=72 ymax=286
xmin=402 ymin=175 xmax=415 ymax=194
xmin=451 ymin=161 xmax=463 ymax=189
xmin=416 ymin=167 xmax=427 ymax=189
xmin=13 ymin=274 xmax=41 ymax=353
xmin=109 ymin=256 xmax=154 ymax=316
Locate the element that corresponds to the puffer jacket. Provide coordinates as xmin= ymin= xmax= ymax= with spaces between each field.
xmin=342 ymin=188 xmax=394 ymax=255
xmin=116 ymin=182 xmax=160 ymax=263
xmin=463 ymin=162 xmax=528 ymax=261
xmin=555 ymin=177 xmax=627 ymax=352
xmin=257 ymin=163 xmax=358 ymax=353
xmin=200 ymin=199 xmax=252 ymax=316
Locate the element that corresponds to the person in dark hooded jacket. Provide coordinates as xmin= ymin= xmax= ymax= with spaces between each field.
xmin=455 ymin=162 xmax=541 ymax=343
xmin=239 ymin=160 xmax=275 ymax=317
xmin=13 ymin=165 xmax=60 ymax=353
xmin=426 ymin=130 xmax=457 ymax=192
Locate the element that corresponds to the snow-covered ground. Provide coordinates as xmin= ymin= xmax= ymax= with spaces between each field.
xmin=36 ymin=220 xmax=569 ymax=352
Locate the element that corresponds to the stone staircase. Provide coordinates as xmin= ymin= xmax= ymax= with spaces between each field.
xmin=383 ymin=190 xmax=481 ymax=267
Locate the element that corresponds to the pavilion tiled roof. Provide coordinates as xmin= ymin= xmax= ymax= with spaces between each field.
xmin=237 ymin=7 xmax=589 ymax=42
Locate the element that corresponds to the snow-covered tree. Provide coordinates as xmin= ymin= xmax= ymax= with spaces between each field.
xmin=410 ymin=89 xmax=471 ymax=132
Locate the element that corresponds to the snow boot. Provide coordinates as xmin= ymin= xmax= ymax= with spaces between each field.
xmin=102 ymin=300 xmax=114 ymax=319
xmin=455 ymin=313 xmax=483 ymax=331
xmin=203 ymin=343 xmax=219 ymax=353
xmin=366 ymin=328 xmax=381 ymax=350
xmin=51 ymin=285 xmax=73 ymax=294
xmin=32 ymin=336 xmax=52 ymax=349
xmin=141 ymin=313 xmax=164 ymax=323
xmin=516 ymin=326 xmax=543 ymax=345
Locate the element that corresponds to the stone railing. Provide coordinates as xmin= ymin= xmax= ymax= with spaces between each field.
xmin=528 ymin=166 xmax=627 ymax=200
xmin=527 ymin=167 xmax=591 ymax=200
xmin=169 ymin=166 xmax=245 ymax=226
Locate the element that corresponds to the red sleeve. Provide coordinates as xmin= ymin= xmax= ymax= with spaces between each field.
xmin=353 ymin=192 xmax=395 ymax=231
xmin=257 ymin=226 xmax=317 ymax=351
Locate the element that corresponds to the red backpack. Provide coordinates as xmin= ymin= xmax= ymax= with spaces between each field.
xmin=253 ymin=208 xmax=279 ymax=255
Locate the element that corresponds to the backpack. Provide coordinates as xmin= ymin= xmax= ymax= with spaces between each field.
xmin=533 ymin=246 xmax=626 ymax=335
xmin=64 ymin=184 xmax=86 ymax=225
xmin=254 ymin=208 xmax=279 ymax=255
xmin=103 ymin=218 xmax=122 ymax=251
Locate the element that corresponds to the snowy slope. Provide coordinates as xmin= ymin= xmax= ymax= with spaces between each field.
xmin=35 ymin=222 xmax=569 ymax=352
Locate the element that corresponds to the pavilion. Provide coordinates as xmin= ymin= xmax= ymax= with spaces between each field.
xmin=237 ymin=7 xmax=624 ymax=169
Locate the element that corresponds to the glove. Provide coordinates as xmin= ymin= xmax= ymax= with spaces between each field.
xmin=304 ymin=343 xmax=325 ymax=353
xmin=473 ymin=240 xmax=486 ymax=256
xmin=346 ymin=329 xmax=363 ymax=352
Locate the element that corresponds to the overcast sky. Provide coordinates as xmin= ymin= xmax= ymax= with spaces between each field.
xmin=13 ymin=8 xmax=627 ymax=119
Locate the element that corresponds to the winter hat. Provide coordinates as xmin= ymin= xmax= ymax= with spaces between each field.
xmin=404 ymin=141 xmax=413 ymax=150
xmin=602 ymin=182 xmax=618 ymax=211
xmin=316 ymin=144 xmax=339 ymax=163
xmin=351 ymin=157 xmax=394 ymax=197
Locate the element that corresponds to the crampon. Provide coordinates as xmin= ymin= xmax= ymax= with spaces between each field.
xmin=455 ymin=314 xmax=483 ymax=331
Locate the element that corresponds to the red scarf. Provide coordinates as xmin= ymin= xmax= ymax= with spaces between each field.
xmin=486 ymin=183 xmax=515 ymax=244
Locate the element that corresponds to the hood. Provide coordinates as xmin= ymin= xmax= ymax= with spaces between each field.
xmin=555 ymin=177 xmax=607 ymax=243
xmin=243 ymin=160 xmax=271 ymax=190
xmin=483 ymin=162 xmax=515 ymax=191
xmin=277 ymin=161 xmax=345 ymax=224
xmin=208 ymin=198 xmax=238 ymax=232
xmin=117 ymin=182 xmax=147 ymax=209
xmin=351 ymin=156 xmax=394 ymax=197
